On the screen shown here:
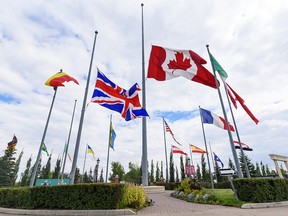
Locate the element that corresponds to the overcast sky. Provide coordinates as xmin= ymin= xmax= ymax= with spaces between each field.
xmin=1 ymin=0 xmax=288 ymax=181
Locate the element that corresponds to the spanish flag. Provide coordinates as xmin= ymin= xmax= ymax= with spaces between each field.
xmin=190 ymin=144 xmax=206 ymax=154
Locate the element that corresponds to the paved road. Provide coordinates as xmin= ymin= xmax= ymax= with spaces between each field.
xmin=0 ymin=191 xmax=288 ymax=216
xmin=138 ymin=191 xmax=288 ymax=216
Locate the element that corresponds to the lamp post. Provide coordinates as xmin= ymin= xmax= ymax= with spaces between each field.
xmin=95 ymin=158 xmax=100 ymax=182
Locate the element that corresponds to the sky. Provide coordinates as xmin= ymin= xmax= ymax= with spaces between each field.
xmin=1 ymin=0 xmax=288 ymax=182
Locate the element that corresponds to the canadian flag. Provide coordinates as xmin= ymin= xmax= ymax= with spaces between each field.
xmin=147 ymin=45 xmax=219 ymax=89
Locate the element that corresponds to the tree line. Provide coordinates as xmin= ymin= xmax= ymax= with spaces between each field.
xmin=1 ymin=144 xmax=285 ymax=187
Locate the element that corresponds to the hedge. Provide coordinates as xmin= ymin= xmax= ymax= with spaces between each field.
xmin=0 ymin=183 xmax=147 ymax=210
xmin=233 ymin=178 xmax=288 ymax=203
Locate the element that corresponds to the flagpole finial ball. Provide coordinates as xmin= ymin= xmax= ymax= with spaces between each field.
xmin=60 ymin=69 xmax=63 ymax=72
xmin=206 ymin=44 xmax=209 ymax=48
xmin=95 ymin=31 xmax=98 ymax=34
xmin=141 ymin=3 xmax=144 ymax=6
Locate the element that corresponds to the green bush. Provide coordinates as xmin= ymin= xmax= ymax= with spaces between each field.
xmin=121 ymin=185 xmax=147 ymax=209
xmin=0 ymin=183 xmax=147 ymax=210
xmin=233 ymin=178 xmax=288 ymax=202
xmin=155 ymin=182 xmax=180 ymax=190
xmin=177 ymin=178 xmax=201 ymax=194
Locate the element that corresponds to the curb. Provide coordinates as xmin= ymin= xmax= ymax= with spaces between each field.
xmin=241 ymin=201 xmax=288 ymax=209
xmin=0 ymin=207 xmax=136 ymax=216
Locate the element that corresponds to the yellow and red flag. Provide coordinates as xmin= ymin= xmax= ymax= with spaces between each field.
xmin=45 ymin=71 xmax=79 ymax=87
xmin=190 ymin=144 xmax=206 ymax=154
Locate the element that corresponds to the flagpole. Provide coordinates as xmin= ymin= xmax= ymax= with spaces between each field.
xmin=61 ymin=99 xmax=77 ymax=181
xmin=209 ymin=142 xmax=217 ymax=183
xmin=189 ymin=144 xmax=194 ymax=166
xmin=58 ymin=142 xmax=66 ymax=183
xmin=82 ymin=144 xmax=88 ymax=183
xmin=162 ymin=117 xmax=169 ymax=183
xmin=105 ymin=114 xmax=112 ymax=183
xmin=29 ymin=86 xmax=58 ymax=187
xmin=223 ymin=83 xmax=251 ymax=178
xmin=141 ymin=3 xmax=148 ymax=186
xmin=206 ymin=45 xmax=243 ymax=178
xmin=199 ymin=106 xmax=214 ymax=189
xmin=70 ymin=31 xmax=98 ymax=184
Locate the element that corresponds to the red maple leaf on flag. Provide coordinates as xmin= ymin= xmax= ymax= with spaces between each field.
xmin=168 ymin=52 xmax=192 ymax=71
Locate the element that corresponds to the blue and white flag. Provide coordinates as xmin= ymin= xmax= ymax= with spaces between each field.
xmin=213 ymin=152 xmax=224 ymax=168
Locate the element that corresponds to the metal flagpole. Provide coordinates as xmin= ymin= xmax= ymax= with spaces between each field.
xmin=206 ymin=45 xmax=243 ymax=178
xmin=82 ymin=144 xmax=88 ymax=182
xmin=162 ymin=117 xmax=169 ymax=183
xmin=29 ymin=86 xmax=58 ymax=187
xmin=141 ymin=3 xmax=148 ymax=186
xmin=105 ymin=114 xmax=112 ymax=183
xmin=189 ymin=144 xmax=194 ymax=166
xmin=70 ymin=31 xmax=98 ymax=184
xmin=199 ymin=106 xmax=214 ymax=189
xmin=58 ymin=142 xmax=66 ymax=182
xmin=61 ymin=99 xmax=77 ymax=181
xmin=209 ymin=142 xmax=217 ymax=183
xmin=223 ymin=82 xmax=250 ymax=178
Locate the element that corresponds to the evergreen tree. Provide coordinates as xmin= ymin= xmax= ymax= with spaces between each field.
xmin=228 ymin=158 xmax=236 ymax=170
xmin=74 ymin=167 xmax=80 ymax=183
xmin=180 ymin=155 xmax=185 ymax=181
xmin=125 ymin=162 xmax=141 ymax=184
xmin=20 ymin=156 xmax=32 ymax=186
xmin=265 ymin=164 xmax=271 ymax=176
xmin=155 ymin=161 xmax=160 ymax=182
xmin=52 ymin=157 xmax=61 ymax=179
xmin=99 ymin=168 xmax=104 ymax=182
xmin=13 ymin=150 xmax=23 ymax=185
xmin=41 ymin=154 xmax=52 ymax=179
xmin=169 ymin=150 xmax=175 ymax=183
xmin=214 ymin=161 xmax=224 ymax=182
xmin=175 ymin=166 xmax=179 ymax=182
xmin=0 ymin=143 xmax=18 ymax=186
xmin=150 ymin=160 xmax=155 ymax=183
xmin=88 ymin=167 xmax=93 ymax=182
xmin=239 ymin=152 xmax=255 ymax=177
xmin=260 ymin=161 xmax=266 ymax=176
xmin=201 ymin=154 xmax=209 ymax=180
xmin=196 ymin=164 xmax=201 ymax=180
xmin=109 ymin=161 xmax=125 ymax=181
xmin=160 ymin=161 xmax=164 ymax=181
xmin=83 ymin=171 xmax=89 ymax=183
xmin=255 ymin=162 xmax=262 ymax=177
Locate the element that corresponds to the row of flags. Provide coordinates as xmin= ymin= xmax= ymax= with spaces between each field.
xmin=35 ymin=41 xmax=258 ymax=184
xmin=171 ymin=143 xmax=224 ymax=168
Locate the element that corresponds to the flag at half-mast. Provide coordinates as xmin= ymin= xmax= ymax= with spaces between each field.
xmin=190 ymin=144 xmax=206 ymax=154
xmin=208 ymin=52 xmax=259 ymax=125
xmin=226 ymin=83 xmax=259 ymax=125
xmin=41 ymin=143 xmax=49 ymax=156
xmin=7 ymin=135 xmax=17 ymax=150
xmin=172 ymin=145 xmax=187 ymax=155
xmin=91 ymin=69 xmax=149 ymax=121
xmin=87 ymin=144 xmax=95 ymax=159
xmin=147 ymin=45 xmax=219 ymax=89
xmin=213 ymin=152 xmax=224 ymax=168
xmin=164 ymin=119 xmax=182 ymax=146
xmin=45 ymin=71 xmax=79 ymax=87
xmin=200 ymin=108 xmax=235 ymax=131
xmin=109 ymin=121 xmax=116 ymax=150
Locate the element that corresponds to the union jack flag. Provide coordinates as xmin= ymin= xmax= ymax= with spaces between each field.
xmin=91 ymin=69 xmax=149 ymax=121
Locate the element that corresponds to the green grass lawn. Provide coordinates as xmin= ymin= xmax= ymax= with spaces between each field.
xmin=207 ymin=189 xmax=246 ymax=207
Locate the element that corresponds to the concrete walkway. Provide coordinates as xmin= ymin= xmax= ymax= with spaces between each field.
xmin=138 ymin=191 xmax=288 ymax=216
xmin=1 ymin=190 xmax=288 ymax=216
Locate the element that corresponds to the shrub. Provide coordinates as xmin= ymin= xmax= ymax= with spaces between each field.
xmin=0 ymin=183 xmax=146 ymax=210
